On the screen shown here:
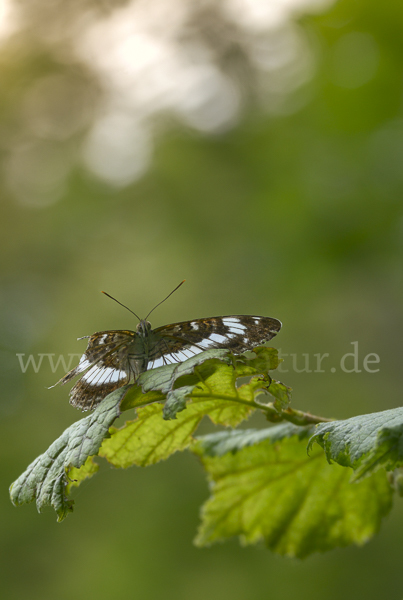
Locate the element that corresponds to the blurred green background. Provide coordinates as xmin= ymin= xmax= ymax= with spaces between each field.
xmin=1 ymin=0 xmax=403 ymax=598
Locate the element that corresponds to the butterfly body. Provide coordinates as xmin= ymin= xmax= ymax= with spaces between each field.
xmin=53 ymin=314 xmax=281 ymax=411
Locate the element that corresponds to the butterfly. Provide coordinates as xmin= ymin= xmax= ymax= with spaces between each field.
xmin=52 ymin=282 xmax=282 ymax=411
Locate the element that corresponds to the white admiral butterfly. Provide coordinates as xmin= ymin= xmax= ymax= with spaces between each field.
xmin=52 ymin=282 xmax=281 ymax=411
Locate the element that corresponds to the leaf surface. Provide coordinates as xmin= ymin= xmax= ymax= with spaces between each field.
xmin=193 ymin=425 xmax=393 ymax=557
xmin=100 ymin=347 xmax=281 ymax=468
xmin=10 ymin=348 xmax=283 ymax=517
xmin=9 ymin=386 xmax=126 ymax=520
xmin=66 ymin=457 xmax=100 ymax=494
xmin=99 ymin=402 xmax=206 ymax=467
xmin=308 ymin=407 xmax=403 ymax=481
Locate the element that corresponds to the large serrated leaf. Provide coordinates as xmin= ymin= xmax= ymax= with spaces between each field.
xmin=193 ymin=426 xmax=393 ymax=557
xmin=100 ymin=385 xmax=257 ymax=469
xmin=99 ymin=402 xmax=204 ymax=467
xmin=99 ymin=348 xmax=281 ymax=469
xmin=11 ymin=347 xmax=281 ymax=518
xmin=9 ymin=386 xmax=127 ymax=520
xmin=196 ymin=422 xmax=314 ymax=456
xmin=308 ymin=407 xmax=403 ymax=481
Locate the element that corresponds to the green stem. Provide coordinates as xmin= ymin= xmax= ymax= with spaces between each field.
xmin=125 ymin=385 xmax=333 ymax=426
xmin=280 ymin=407 xmax=333 ymax=425
xmin=190 ymin=392 xmax=332 ymax=425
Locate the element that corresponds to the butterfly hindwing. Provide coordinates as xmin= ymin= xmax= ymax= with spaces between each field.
xmin=53 ymin=330 xmax=138 ymax=411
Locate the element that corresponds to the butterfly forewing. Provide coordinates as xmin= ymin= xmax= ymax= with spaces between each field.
xmin=54 ymin=315 xmax=281 ymax=411
xmin=147 ymin=315 xmax=281 ymax=368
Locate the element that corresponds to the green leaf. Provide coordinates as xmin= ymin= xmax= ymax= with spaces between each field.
xmin=99 ymin=402 xmax=204 ymax=467
xmin=11 ymin=348 xmax=282 ymax=517
xmin=100 ymin=347 xmax=281 ymax=469
xmin=193 ymin=426 xmax=393 ymax=558
xmin=196 ymin=423 xmax=313 ymax=456
xmin=262 ymin=379 xmax=292 ymax=411
xmin=235 ymin=346 xmax=280 ymax=375
xmin=9 ymin=386 xmax=126 ymax=521
xmin=163 ymin=386 xmax=195 ymax=419
xmin=99 ymin=395 xmax=249 ymax=469
xmin=308 ymin=407 xmax=403 ymax=481
xmin=121 ymin=346 xmax=280 ymax=421
xmin=66 ymin=456 xmax=100 ymax=495
xmin=123 ymin=348 xmax=232 ymax=411
xmin=188 ymin=347 xmax=280 ymax=426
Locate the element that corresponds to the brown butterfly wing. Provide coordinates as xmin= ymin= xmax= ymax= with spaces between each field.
xmin=148 ymin=315 xmax=281 ymax=368
xmin=51 ymin=330 xmax=137 ymax=411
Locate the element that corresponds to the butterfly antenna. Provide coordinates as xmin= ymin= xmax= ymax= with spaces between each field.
xmin=145 ymin=280 xmax=186 ymax=320
xmin=101 ymin=291 xmax=141 ymax=321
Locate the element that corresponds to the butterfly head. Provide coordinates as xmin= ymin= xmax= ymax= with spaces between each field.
xmin=136 ymin=320 xmax=152 ymax=336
